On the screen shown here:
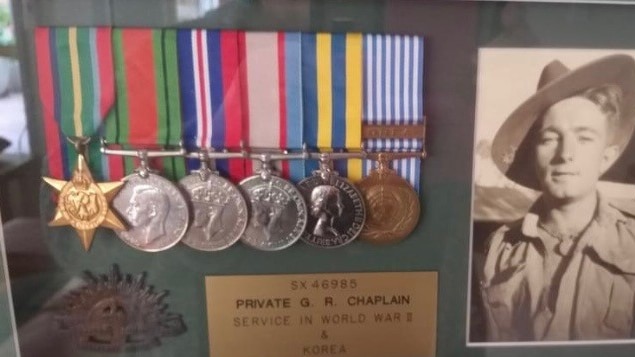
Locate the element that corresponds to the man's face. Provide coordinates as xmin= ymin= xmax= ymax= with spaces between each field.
xmin=192 ymin=203 xmax=208 ymax=227
xmin=126 ymin=192 xmax=153 ymax=227
xmin=534 ymin=96 xmax=618 ymax=202
xmin=253 ymin=203 xmax=271 ymax=227
xmin=193 ymin=203 xmax=222 ymax=228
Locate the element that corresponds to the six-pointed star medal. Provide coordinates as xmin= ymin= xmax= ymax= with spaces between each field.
xmin=43 ymin=153 xmax=125 ymax=251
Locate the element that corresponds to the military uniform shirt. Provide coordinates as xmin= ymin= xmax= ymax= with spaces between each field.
xmin=481 ymin=194 xmax=635 ymax=341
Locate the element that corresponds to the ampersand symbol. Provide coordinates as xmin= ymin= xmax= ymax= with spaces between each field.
xmin=321 ymin=330 xmax=329 ymax=340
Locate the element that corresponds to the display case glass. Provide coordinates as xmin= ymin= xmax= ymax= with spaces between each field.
xmin=4 ymin=1 xmax=635 ymax=356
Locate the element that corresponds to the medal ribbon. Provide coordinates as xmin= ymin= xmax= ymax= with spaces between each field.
xmin=302 ymin=32 xmax=363 ymax=181
xmin=35 ymin=27 xmax=114 ymax=180
xmin=241 ymin=31 xmax=304 ymax=182
xmin=177 ymin=29 xmax=245 ymax=182
xmin=37 ymin=28 xmax=424 ymax=188
xmin=106 ymin=28 xmax=185 ymax=181
xmin=361 ymin=34 xmax=424 ymax=191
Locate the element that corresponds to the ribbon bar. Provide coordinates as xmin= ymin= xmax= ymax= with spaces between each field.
xmin=362 ymin=122 xmax=425 ymax=140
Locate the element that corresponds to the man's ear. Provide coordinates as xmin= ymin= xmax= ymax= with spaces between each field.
xmin=148 ymin=205 xmax=157 ymax=218
xmin=601 ymin=144 xmax=620 ymax=174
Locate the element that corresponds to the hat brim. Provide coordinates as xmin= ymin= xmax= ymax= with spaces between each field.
xmin=491 ymin=54 xmax=635 ymax=189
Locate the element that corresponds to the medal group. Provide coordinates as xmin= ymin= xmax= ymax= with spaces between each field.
xmin=36 ymin=28 xmax=426 ymax=253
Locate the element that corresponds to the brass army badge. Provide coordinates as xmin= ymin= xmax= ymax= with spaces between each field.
xmin=56 ymin=265 xmax=186 ymax=352
xmin=357 ymin=154 xmax=420 ymax=244
xmin=43 ymin=137 xmax=125 ymax=250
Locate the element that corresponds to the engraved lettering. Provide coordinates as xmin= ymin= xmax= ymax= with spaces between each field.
xmin=233 ymin=315 xmax=291 ymax=327
xmin=347 ymin=295 xmax=410 ymax=306
xmin=321 ymin=313 xmax=366 ymax=324
xmin=374 ymin=313 xmax=402 ymax=323
xmin=362 ymin=123 xmax=425 ymax=139
xmin=302 ymin=344 xmax=347 ymax=356
xmin=235 ymin=298 xmax=291 ymax=309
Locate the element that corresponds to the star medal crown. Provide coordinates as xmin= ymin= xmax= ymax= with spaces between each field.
xmin=43 ymin=137 xmax=125 ymax=251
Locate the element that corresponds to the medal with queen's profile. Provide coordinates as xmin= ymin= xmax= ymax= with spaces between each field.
xmin=297 ymin=159 xmax=366 ymax=249
xmin=179 ymin=170 xmax=248 ymax=251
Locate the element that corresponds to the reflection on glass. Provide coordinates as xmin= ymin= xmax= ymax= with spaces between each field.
xmin=0 ymin=0 xmax=14 ymax=45
xmin=176 ymin=0 xmax=222 ymax=22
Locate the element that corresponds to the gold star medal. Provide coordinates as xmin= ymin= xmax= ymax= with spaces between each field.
xmin=43 ymin=137 xmax=125 ymax=251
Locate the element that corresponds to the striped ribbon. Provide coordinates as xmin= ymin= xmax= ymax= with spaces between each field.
xmin=105 ymin=28 xmax=185 ymax=181
xmin=240 ymin=32 xmax=304 ymax=182
xmin=177 ymin=29 xmax=245 ymax=182
xmin=302 ymin=32 xmax=363 ymax=181
xmin=361 ymin=34 xmax=424 ymax=191
xmin=35 ymin=27 xmax=114 ymax=180
xmin=37 ymin=28 xmax=425 ymax=190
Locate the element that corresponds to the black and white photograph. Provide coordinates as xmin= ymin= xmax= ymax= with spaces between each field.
xmin=468 ymin=48 xmax=635 ymax=344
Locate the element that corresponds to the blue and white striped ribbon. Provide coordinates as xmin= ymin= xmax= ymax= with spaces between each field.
xmin=362 ymin=34 xmax=424 ymax=191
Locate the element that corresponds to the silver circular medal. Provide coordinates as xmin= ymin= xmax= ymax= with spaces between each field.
xmin=112 ymin=173 xmax=189 ymax=252
xmin=297 ymin=175 xmax=366 ymax=248
xmin=179 ymin=173 xmax=248 ymax=251
xmin=239 ymin=175 xmax=307 ymax=251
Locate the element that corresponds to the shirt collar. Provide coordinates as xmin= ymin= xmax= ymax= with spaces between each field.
xmin=519 ymin=193 xmax=635 ymax=273
xmin=520 ymin=211 xmax=540 ymax=238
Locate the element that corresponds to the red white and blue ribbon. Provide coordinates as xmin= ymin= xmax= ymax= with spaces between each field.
xmin=177 ymin=29 xmax=245 ymax=182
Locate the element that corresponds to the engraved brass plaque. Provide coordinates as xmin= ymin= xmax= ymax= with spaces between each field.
xmin=205 ymin=272 xmax=437 ymax=357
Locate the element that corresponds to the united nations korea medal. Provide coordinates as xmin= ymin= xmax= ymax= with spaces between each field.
xmin=239 ymin=160 xmax=307 ymax=251
xmin=297 ymin=157 xmax=366 ymax=248
xmin=357 ymin=155 xmax=420 ymax=243
xmin=179 ymin=165 xmax=248 ymax=251
xmin=112 ymin=164 xmax=189 ymax=252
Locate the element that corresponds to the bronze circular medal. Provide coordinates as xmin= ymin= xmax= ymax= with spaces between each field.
xmin=357 ymin=165 xmax=420 ymax=244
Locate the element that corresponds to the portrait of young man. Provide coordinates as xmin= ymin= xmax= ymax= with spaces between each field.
xmin=469 ymin=49 xmax=635 ymax=344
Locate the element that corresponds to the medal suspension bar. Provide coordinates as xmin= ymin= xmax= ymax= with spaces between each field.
xmin=100 ymin=139 xmax=426 ymax=163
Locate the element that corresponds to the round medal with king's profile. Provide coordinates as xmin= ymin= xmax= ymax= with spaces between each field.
xmin=179 ymin=173 xmax=248 ymax=251
xmin=112 ymin=173 xmax=189 ymax=252
xmin=239 ymin=175 xmax=307 ymax=251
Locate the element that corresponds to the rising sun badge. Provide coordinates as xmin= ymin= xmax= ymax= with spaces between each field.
xmin=56 ymin=265 xmax=186 ymax=352
xmin=43 ymin=139 xmax=125 ymax=250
